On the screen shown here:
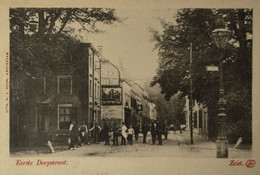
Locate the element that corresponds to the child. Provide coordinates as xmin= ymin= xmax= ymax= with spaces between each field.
xmin=127 ymin=125 xmax=134 ymax=145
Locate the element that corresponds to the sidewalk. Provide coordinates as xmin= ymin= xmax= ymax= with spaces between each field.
xmin=177 ymin=131 xmax=252 ymax=158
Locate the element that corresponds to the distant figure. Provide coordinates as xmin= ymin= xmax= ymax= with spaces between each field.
xmin=151 ymin=120 xmax=157 ymax=145
xmin=112 ymin=123 xmax=119 ymax=146
xmin=121 ymin=122 xmax=127 ymax=145
xmin=89 ymin=122 xmax=102 ymax=143
xmin=134 ymin=123 xmax=140 ymax=141
xmin=163 ymin=122 xmax=168 ymax=140
xmin=127 ymin=125 xmax=134 ymax=145
xmin=69 ymin=120 xmax=77 ymax=150
xmin=142 ymin=124 xmax=148 ymax=144
xmin=183 ymin=124 xmax=186 ymax=131
xmin=180 ymin=124 xmax=183 ymax=134
xmin=78 ymin=121 xmax=89 ymax=145
xmin=173 ymin=124 xmax=176 ymax=134
xmin=157 ymin=121 xmax=163 ymax=145
xmin=103 ymin=122 xmax=110 ymax=145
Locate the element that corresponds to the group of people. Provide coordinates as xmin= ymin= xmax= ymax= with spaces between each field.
xmin=68 ymin=120 xmax=101 ymax=150
xmin=103 ymin=122 xmax=135 ymax=146
xmin=67 ymin=120 xmax=169 ymax=150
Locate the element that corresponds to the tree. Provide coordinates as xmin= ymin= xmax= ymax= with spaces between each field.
xmin=151 ymin=9 xmax=252 ymax=142
xmin=10 ymin=8 xmax=120 ymax=147
xmin=10 ymin=8 xmax=120 ymax=101
xmin=144 ymin=81 xmax=185 ymax=127
xmin=10 ymin=8 xmax=119 ymax=35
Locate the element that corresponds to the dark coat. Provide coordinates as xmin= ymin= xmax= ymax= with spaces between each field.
xmin=142 ymin=125 xmax=149 ymax=135
xmin=151 ymin=122 xmax=157 ymax=135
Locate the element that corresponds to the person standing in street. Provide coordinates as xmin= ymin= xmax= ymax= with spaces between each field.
xmin=162 ymin=122 xmax=168 ymax=140
xmin=134 ymin=123 xmax=140 ymax=141
xmin=121 ymin=122 xmax=127 ymax=145
xmin=157 ymin=121 xmax=163 ymax=145
xmin=142 ymin=124 xmax=148 ymax=144
xmin=112 ymin=123 xmax=119 ymax=146
xmin=69 ymin=120 xmax=77 ymax=150
xmin=89 ymin=122 xmax=102 ymax=144
xmin=103 ymin=122 xmax=110 ymax=145
xmin=127 ymin=125 xmax=134 ymax=145
xmin=78 ymin=121 xmax=89 ymax=145
xmin=151 ymin=120 xmax=157 ymax=145
xmin=180 ymin=124 xmax=184 ymax=134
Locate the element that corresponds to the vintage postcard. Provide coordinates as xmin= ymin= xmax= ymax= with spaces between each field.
xmin=0 ymin=0 xmax=259 ymax=174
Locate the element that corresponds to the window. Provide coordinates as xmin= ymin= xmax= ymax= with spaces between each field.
xmin=58 ymin=75 xmax=72 ymax=95
xmin=58 ymin=105 xmax=72 ymax=130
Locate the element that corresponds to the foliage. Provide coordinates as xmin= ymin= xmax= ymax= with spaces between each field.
xmin=10 ymin=7 xmax=119 ymax=102
xmin=9 ymin=8 xmax=120 ymax=148
xmin=150 ymin=9 xmax=252 ymax=141
xmin=10 ymin=8 xmax=120 ymax=35
xmin=145 ymin=82 xmax=185 ymax=127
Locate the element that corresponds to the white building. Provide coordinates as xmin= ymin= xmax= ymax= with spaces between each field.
xmin=184 ymin=96 xmax=208 ymax=138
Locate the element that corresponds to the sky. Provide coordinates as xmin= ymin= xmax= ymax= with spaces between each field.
xmin=84 ymin=8 xmax=177 ymax=82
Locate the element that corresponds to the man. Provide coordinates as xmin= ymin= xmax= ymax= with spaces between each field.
xmin=78 ymin=121 xmax=89 ymax=145
xmin=142 ymin=124 xmax=148 ymax=144
xmin=121 ymin=122 xmax=127 ymax=145
xmin=157 ymin=120 xmax=163 ymax=145
xmin=134 ymin=123 xmax=140 ymax=141
xmin=112 ymin=123 xmax=119 ymax=146
xmin=89 ymin=122 xmax=102 ymax=144
xmin=150 ymin=120 xmax=157 ymax=145
xmin=162 ymin=122 xmax=168 ymax=140
xmin=103 ymin=122 xmax=110 ymax=145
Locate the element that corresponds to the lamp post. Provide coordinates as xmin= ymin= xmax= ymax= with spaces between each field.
xmin=210 ymin=14 xmax=232 ymax=158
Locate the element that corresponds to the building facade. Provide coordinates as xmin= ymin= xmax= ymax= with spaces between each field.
xmin=184 ymin=96 xmax=209 ymax=138
xmin=10 ymin=43 xmax=101 ymax=146
xmin=100 ymin=60 xmax=122 ymax=127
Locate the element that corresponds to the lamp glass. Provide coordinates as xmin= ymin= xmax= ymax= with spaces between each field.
xmin=211 ymin=28 xmax=232 ymax=49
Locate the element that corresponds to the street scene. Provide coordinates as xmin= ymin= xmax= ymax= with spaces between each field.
xmin=10 ymin=8 xmax=252 ymax=159
xmin=11 ymin=131 xmax=251 ymax=158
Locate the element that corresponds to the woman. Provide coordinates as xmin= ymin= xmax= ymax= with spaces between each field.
xmin=121 ymin=122 xmax=127 ymax=145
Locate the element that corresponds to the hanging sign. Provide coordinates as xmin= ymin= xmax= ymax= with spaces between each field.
xmin=101 ymin=61 xmax=120 ymax=86
xmin=206 ymin=66 xmax=219 ymax=71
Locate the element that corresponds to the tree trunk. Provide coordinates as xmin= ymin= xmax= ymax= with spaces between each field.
xmin=37 ymin=9 xmax=45 ymax=34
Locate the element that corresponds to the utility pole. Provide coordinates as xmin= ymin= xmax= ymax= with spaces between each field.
xmin=189 ymin=43 xmax=193 ymax=145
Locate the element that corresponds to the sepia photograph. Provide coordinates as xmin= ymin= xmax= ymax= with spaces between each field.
xmin=1 ymin=0 xmax=260 ymax=174
xmin=9 ymin=7 xmax=252 ymax=158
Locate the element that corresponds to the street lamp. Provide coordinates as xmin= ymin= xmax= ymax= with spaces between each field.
xmin=210 ymin=14 xmax=232 ymax=158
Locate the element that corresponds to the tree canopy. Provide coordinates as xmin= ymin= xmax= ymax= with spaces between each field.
xmin=10 ymin=8 xmax=120 ymax=99
xmin=151 ymin=9 xmax=252 ymax=142
xmin=10 ymin=8 xmax=119 ymax=35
